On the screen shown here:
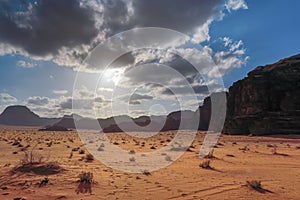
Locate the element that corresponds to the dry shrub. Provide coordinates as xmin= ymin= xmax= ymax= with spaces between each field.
xmin=199 ymin=160 xmax=211 ymax=169
xmin=20 ymin=144 xmax=49 ymax=165
xmin=78 ymin=171 xmax=94 ymax=183
xmin=85 ymin=153 xmax=94 ymax=162
xmin=246 ymin=180 xmax=262 ymax=191
xmin=204 ymin=149 xmax=215 ymax=159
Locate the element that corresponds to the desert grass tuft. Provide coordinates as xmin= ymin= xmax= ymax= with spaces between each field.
xmin=199 ymin=160 xmax=212 ymax=169
xmin=78 ymin=171 xmax=94 ymax=183
xmin=246 ymin=180 xmax=262 ymax=191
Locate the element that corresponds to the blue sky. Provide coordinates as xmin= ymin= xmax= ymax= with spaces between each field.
xmin=0 ymin=0 xmax=299 ymax=118
xmin=214 ymin=0 xmax=300 ymax=86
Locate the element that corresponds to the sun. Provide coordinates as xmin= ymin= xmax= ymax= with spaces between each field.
xmin=102 ymin=68 xmax=123 ymax=84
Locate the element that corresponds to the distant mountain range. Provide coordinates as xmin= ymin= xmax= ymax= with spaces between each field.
xmin=0 ymin=104 xmax=208 ymax=132
xmin=1 ymin=54 xmax=300 ymax=135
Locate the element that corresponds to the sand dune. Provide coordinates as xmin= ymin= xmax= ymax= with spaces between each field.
xmin=0 ymin=127 xmax=299 ymax=200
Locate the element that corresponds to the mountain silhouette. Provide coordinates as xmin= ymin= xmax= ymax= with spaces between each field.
xmin=0 ymin=105 xmax=60 ymax=126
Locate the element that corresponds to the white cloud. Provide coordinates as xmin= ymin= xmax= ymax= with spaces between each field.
xmin=192 ymin=20 xmax=212 ymax=43
xmin=17 ymin=60 xmax=37 ymax=68
xmin=208 ymin=37 xmax=249 ymax=77
xmin=27 ymin=96 xmax=49 ymax=106
xmin=53 ymin=90 xmax=68 ymax=95
xmin=0 ymin=93 xmax=17 ymax=103
xmin=225 ymin=0 xmax=248 ymax=12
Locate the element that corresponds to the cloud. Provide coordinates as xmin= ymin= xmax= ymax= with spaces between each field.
xmin=59 ymin=98 xmax=73 ymax=110
xmin=27 ymin=96 xmax=49 ymax=106
xmin=161 ymin=85 xmax=209 ymax=96
xmin=130 ymin=93 xmax=153 ymax=101
xmin=208 ymin=37 xmax=249 ymax=77
xmin=0 ymin=0 xmax=98 ymax=67
xmin=0 ymin=0 xmax=97 ymax=56
xmin=17 ymin=60 xmax=36 ymax=68
xmin=129 ymin=0 xmax=223 ymax=34
xmin=225 ymin=0 xmax=248 ymax=12
xmin=0 ymin=93 xmax=17 ymax=103
xmin=129 ymin=100 xmax=141 ymax=105
xmin=0 ymin=0 xmax=237 ymax=68
xmin=118 ymin=92 xmax=153 ymax=105
xmin=53 ymin=90 xmax=68 ymax=95
xmin=191 ymin=20 xmax=212 ymax=43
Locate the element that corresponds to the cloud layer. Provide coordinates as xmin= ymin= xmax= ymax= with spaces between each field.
xmin=0 ymin=0 xmax=248 ymax=68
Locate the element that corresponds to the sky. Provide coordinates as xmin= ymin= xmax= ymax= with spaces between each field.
xmin=0 ymin=0 xmax=299 ymax=118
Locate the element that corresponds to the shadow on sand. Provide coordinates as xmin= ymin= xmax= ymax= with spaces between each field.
xmin=75 ymin=182 xmax=92 ymax=194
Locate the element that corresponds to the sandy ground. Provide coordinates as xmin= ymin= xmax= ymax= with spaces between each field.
xmin=0 ymin=126 xmax=299 ymax=200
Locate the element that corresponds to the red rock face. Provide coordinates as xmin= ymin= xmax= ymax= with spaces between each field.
xmin=223 ymin=54 xmax=300 ymax=135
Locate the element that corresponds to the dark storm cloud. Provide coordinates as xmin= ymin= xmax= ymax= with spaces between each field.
xmin=131 ymin=0 xmax=222 ymax=33
xmin=0 ymin=0 xmax=97 ymax=56
xmin=102 ymin=0 xmax=223 ymax=36
xmin=161 ymin=85 xmax=209 ymax=96
xmin=0 ymin=0 xmax=226 ymax=68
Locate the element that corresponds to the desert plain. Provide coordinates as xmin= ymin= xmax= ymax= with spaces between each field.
xmin=0 ymin=126 xmax=299 ymax=200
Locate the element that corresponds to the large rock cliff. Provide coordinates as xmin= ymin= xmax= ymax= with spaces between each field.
xmin=223 ymin=54 xmax=300 ymax=135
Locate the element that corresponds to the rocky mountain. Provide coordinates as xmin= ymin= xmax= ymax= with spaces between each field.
xmin=0 ymin=105 xmax=59 ymax=126
xmin=0 ymin=106 xmax=45 ymax=126
xmin=223 ymin=54 xmax=300 ymax=135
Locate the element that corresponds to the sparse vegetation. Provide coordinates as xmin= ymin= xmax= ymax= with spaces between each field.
xmin=239 ymin=145 xmax=250 ymax=151
xmin=204 ymin=149 xmax=215 ymax=159
xmin=129 ymin=157 xmax=136 ymax=162
xmin=246 ymin=180 xmax=262 ymax=191
xmin=199 ymin=160 xmax=212 ymax=169
xmin=226 ymin=154 xmax=235 ymax=157
xmin=271 ymin=145 xmax=278 ymax=154
xmin=72 ymin=147 xmax=79 ymax=152
xmin=165 ymin=155 xmax=172 ymax=162
xmin=79 ymin=149 xmax=85 ymax=154
xmin=20 ymin=144 xmax=49 ymax=165
xmin=129 ymin=149 xmax=135 ymax=154
xmin=85 ymin=153 xmax=94 ymax=161
xmin=142 ymin=170 xmax=151 ymax=176
xmin=39 ymin=177 xmax=49 ymax=187
xmin=97 ymin=146 xmax=104 ymax=151
xmin=78 ymin=171 xmax=94 ymax=183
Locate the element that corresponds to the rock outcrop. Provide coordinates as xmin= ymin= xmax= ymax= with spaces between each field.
xmin=0 ymin=105 xmax=44 ymax=126
xmin=223 ymin=54 xmax=300 ymax=135
xmin=38 ymin=125 xmax=70 ymax=132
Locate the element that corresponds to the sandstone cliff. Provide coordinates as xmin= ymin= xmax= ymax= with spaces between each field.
xmin=223 ymin=54 xmax=300 ymax=135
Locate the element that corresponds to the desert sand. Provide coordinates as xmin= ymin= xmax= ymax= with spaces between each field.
xmin=0 ymin=126 xmax=299 ymax=200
